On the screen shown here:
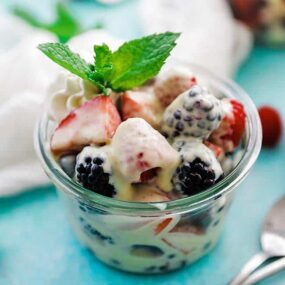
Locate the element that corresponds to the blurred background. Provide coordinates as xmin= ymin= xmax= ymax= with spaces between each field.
xmin=0 ymin=0 xmax=284 ymax=284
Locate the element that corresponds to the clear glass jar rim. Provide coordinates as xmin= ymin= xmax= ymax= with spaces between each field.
xmin=35 ymin=63 xmax=262 ymax=214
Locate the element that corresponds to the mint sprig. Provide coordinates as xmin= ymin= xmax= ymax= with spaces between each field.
xmin=92 ymin=44 xmax=114 ymax=94
xmin=38 ymin=43 xmax=92 ymax=80
xmin=38 ymin=32 xmax=180 ymax=94
xmin=110 ymin=32 xmax=180 ymax=91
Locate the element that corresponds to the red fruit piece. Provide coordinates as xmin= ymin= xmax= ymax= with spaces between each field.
xmin=209 ymin=99 xmax=246 ymax=153
xmin=121 ymin=90 xmax=162 ymax=129
xmin=258 ymin=106 xmax=283 ymax=147
xmin=154 ymin=67 xmax=197 ymax=107
xmin=155 ymin=218 xmax=173 ymax=235
xmin=140 ymin=167 xmax=160 ymax=183
xmin=51 ymin=96 xmax=121 ymax=154
xmin=229 ymin=0 xmax=262 ymax=28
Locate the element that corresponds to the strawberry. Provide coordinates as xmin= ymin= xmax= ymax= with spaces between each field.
xmin=121 ymin=90 xmax=163 ymax=129
xmin=154 ymin=67 xmax=197 ymax=107
xmin=155 ymin=218 xmax=173 ymax=234
xmin=209 ymin=98 xmax=246 ymax=153
xmin=51 ymin=96 xmax=121 ymax=154
xmin=140 ymin=168 xmax=160 ymax=183
xmin=229 ymin=0 xmax=261 ymax=28
xmin=258 ymin=106 xmax=283 ymax=147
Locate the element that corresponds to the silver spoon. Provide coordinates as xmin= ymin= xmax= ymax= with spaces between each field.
xmin=243 ymin=256 xmax=285 ymax=285
xmin=230 ymin=196 xmax=285 ymax=285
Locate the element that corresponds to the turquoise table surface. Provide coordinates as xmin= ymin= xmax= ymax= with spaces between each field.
xmin=1 ymin=1 xmax=285 ymax=285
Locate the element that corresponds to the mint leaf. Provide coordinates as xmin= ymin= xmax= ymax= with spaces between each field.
xmin=93 ymin=44 xmax=113 ymax=83
xmin=38 ymin=32 xmax=180 ymax=95
xmin=47 ymin=3 xmax=81 ymax=43
xmin=90 ymin=44 xmax=113 ymax=95
xmin=13 ymin=7 xmax=46 ymax=29
xmin=38 ymin=43 xmax=93 ymax=81
xmin=110 ymin=32 xmax=180 ymax=91
xmin=13 ymin=3 xmax=85 ymax=43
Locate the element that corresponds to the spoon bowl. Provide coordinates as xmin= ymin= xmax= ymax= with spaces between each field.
xmin=230 ymin=196 xmax=285 ymax=285
xmin=262 ymin=196 xmax=285 ymax=256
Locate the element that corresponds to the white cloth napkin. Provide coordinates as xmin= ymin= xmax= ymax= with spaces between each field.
xmin=0 ymin=1 xmax=253 ymax=196
xmin=139 ymin=0 xmax=253 ymax=77
xmin=0 ymin=13 xmax=121 ymax=196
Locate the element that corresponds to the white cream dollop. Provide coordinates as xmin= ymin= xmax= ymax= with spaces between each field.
xmin=47 ymin=71 xmax=99 ymax=122
xmin=111 ymin=118 xmax=180 ymax=192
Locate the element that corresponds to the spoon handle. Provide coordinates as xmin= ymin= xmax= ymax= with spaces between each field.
xmin=229 ymin=251 xmax=271 ymax=285
xmin=243 ymin=256 xmax=285 ymax=285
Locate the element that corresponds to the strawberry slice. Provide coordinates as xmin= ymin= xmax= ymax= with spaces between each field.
xmin=209 ymin=99 xmax=246 ymax=153
xmin=121 ymin=90 xmax=162 ymax=129
xmin=154 ymin=67 xmax=197 ymax=107
xmin=51 ymin=96 xmax=121 ymax=154
xmin=140 ymin=168 xmax=160 ymax=183
xmin=155 ymin=218 xmax=173 ymax=235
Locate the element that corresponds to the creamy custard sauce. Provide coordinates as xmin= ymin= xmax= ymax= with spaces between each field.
xmin=110 ymin=118 xmax=180 ymax=197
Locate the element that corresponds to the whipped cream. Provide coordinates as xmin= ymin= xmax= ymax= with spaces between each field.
xmin=47 ymin=72 xmax=99 ymax=122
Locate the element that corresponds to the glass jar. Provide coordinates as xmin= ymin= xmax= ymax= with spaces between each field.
xmin=35 ymin=63 xmax=262 ymax=274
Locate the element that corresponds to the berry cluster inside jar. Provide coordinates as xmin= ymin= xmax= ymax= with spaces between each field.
xmin=48 ymin=65 xmax=246 ymax=202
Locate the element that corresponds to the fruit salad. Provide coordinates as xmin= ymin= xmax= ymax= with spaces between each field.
xmin=37 ymin=33 xmax=249 ymax=273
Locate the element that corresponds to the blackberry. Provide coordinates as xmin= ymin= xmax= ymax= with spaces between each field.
xmin=172 ymin=140 xmax=224 ymax=197
xmin=161 ymin=85 xmax=224 ymax=141
xmin=159 ymin=264 xmax=169 ymax=272
xmin=130 ymin=245 xmax=164 ymax=258
xmin=173 ymin=158 xmax=217 ymax=195
xmin=76 ymin=146 xmax=116 ymax=198
xmin=79 ymin=217 xmax=114 ymax=244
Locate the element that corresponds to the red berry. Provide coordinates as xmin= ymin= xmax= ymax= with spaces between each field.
xmin=140 ymin=168 xmax=159 ymax=183
xmin=209 ymin=99 xmax=246 ymax=153
xmin=51 ymin=96 xmax=121 ymax=154
xmin=154 ymin=68 xmax=197 ymax=107
xmin=229 ymin=0 xmax=262 ymax=28
xmin=228 ymin=99 xmax=247 ymax=146
xmin=258 ymin=106 xmax=283 ymax=147
xmin=121 ymin=90 xmax=162 ymax=129
xmin=155 ymin=218 xmax=173 ymax=235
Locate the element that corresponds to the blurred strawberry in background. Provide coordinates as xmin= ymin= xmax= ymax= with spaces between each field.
xmin=229 ymin=0 xmax=285 ymax=46
xmin=258 ymin=106 xmax=283 ymax=147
